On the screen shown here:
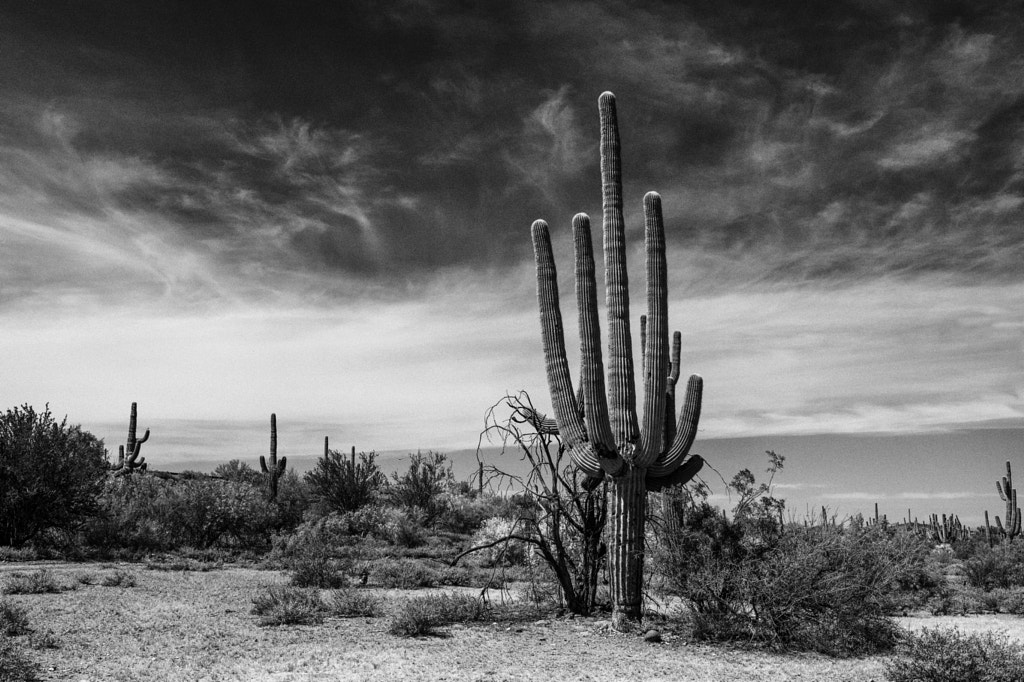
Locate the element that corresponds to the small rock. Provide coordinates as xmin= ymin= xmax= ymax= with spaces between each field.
xmin=643 ymin=629 xmax=662 ymax=643
xmin=534 ymin=619 xmax=550 ymax=626
xmin=592 ymin=620 xmax=612 ymax=631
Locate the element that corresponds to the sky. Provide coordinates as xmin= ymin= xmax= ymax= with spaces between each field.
xmin=1 ymin=1 xmax=1022 ymax=521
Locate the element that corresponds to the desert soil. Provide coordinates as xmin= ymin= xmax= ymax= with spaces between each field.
xmin=3 ymin=562 xmax=1023 ymax=682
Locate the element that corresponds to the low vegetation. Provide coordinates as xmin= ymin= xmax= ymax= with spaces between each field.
xmin=886 ymin=628 xmax=1024 ymax=682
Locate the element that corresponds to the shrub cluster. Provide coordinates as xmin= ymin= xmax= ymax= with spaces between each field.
xmin=387 ymin=592 xmax=487 ymax=637
xmin=250 ymin=585 xmax=381 ymax=626
xmin=84 ymin=475 xmax=279 ymax=552
xmin=656 ymin=456 xmax=915 ymax=656
xmin=886 ymin=628 xmax=1024 ymax=682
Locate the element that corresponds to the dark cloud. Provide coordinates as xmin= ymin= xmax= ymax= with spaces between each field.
xmin=1 ymin=0 xmax=1023 ymax=310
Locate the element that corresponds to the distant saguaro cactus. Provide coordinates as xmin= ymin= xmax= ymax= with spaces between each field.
xmin=260 ymin=413 xmax=287 ymax=501
xmin=996 ymin=460 xmax=1021 ymax=540
xmin=110 ymin=402 xmax=149 ymax=476
xmin=530 ymin=92 xmax=704 ymax=630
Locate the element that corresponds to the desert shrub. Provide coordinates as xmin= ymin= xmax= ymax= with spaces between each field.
xmin=1 ymin=570 xmax=65 ymax=595
xmin=387 ymin=592 xmax=486 ymax=636
xmin=99 ymin=570 xmax=137 ymax=588
xmin=924 ymin=585 xmax=991 ymax=616
xmin=371 ymin=558 xmax=438 ymax=589
xmin=0 ymin=404 xmax=108 ymax=546
xmin=251 ymin=585 xmax=324 ymax=626
xmin=381 ymin=508 xmax=427 ymax=548
xmin=212 ymin=459 xmax=265 ymax=487
xmin=305 ymin=449 xmax=386 ymax=514
xmin=435 ymin=493 xmax=508 ymax=535
xmin=289 ymin=547 xmax=349 ymax=589
xmin=27 ymin=629 xmax=59 ymax=650
xmin=962 ymin=542 xmax=1024 ymax=591
xmin=0 ymin=547 xmax=39 ymax=563
xmin=0 ymin=601 xmax=31 ymax=637
xmin=85 ymin=475 xmax=278 ymax=551
xmin=657 ymin=456 xmax=912 ymax=656
xmin=989 ymin=587 xmax=1024 ymax=614
xmin=886 ymin=628 xmax=1024 ymax=682
xmin=469 ymin=517 xmax=531 ymax=566
xmin=0 ymin=637 xmax=38 ymax=682
xmin=322 ymin=589 xmax=381 ymax=618
xmin=436 ymin=565 xmax=473 ymax=587
xmin=389 ymin=451 xmax=454 ymax=526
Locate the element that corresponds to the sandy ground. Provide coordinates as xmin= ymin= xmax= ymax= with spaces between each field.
xmin=0 ymin=562 xmax=1019 ymax=681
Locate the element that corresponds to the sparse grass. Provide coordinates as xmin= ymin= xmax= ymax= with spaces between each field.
xmin=1 ymin=570 xmax=66 ymax=595
xmin=74 ymin=571 xmax=97 ymax=586
xmin=387 ymin=592 xmax=487 ymax=637
xmin=288 ymin=551 xmax=349 ymax=589
xmin=886 ymin=627 xmax=1024 ymax=682
xmin=0 ymin=637 xmax=39 ymax=682
xmin=0 ymin=561 xmax=999 ymax=681
xmin=322 ymin=588 xmax=382 ymax=618
xmin=145 ymin=558 xmax=223 ymax=572
xmin=251 ymin=585 xmax=324 ymax=626
xmin=372 ymin=558 xmax=438 ymax=589
xmin=28 ymin=628 xmax=60 ymax=650
xmin=0 ymin=601 xmax=31 ymax=636
xmin=99 ymin=569 xmax=137 ymax=587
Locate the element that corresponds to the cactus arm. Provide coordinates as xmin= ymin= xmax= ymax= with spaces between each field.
xmin=664 ymin=331 xmax=682 ymax=445
xmin=639 ymin=314 xmax=647 ymax=374
xmin=532 ymin=219 xmax=603 ymax=478
xmin=599 ymin=92 xmax=639 ymax=455
xmin=572 ymin=212 xmax=617 ymax=457
xmin=646 ymin=454 xmax=704 ymax=492
xmin=647 ymin=375 xmax=703 ymax=477
xmin=259 ymin=455 xmax=269 ymax=473
xmin=278 ymin=456 xmax=287 ymax=474
xmin=637 ymin=192 xmax=669 ymax=467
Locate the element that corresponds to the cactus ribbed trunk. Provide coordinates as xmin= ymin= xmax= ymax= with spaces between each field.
xmin=609 ymin=466 xmax=647 ymax=627
xmin=530 ymin=92 xmax=705 ymax=631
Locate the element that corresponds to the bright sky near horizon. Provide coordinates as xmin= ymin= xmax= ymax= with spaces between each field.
xmin=1 ymin=2 xmax=1022 ymax=497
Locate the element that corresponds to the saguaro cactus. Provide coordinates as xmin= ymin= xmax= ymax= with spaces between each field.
xmin=531 ymin=92 xmax=704 ymax=630
xmin=260 ymin=413 xmax=287 ymax=501
xmin=110 ymin=402 xmax=149 ymax=475
xmin=996 ymin=460 xmax=1021 ymax=540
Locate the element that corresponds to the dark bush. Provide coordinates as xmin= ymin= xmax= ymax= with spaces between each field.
xmin=0 ymin=601 xmax=31 ymax=636
xmin=389 ymin=451 xmax=453 ymax=525
xmin=387 ymin=592 xmax=486 ymax=636
xmin=251 ymin=585 xmax=324 ymax=626
xmin=322 ymin=589 xmax=381 ymax=618
xmin=84 ymin=475 xmax=277 ymax=551
xmin=0 ymin=404 xmax=108 ymax=546
xmin=371 ymin=558 xmax=438 ymax=589
xmin=886 ymin=628 xmax=1024 ymax=682
xmin=289 ymin=547 xmax=349 ymax=589
xmin=1 ymin=570 xmax=64 ymax=595
xmin=656 ymin=455 xmax=912 ymax=656
xmin=305 ymin=449 xmax=386 ymax=514
xmin=0 ymin=637 xmax=38 ymax=682
xmin=962 ymin=542 xmax=1024 ymax=591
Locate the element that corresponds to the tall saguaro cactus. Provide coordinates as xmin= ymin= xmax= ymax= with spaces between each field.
xmin=531 ymin=92 xmax=704 ymax=630
xmin=111 ymin=402 xmax=150 ymax=475
xmin=996 ymin=460 xmax=1021 ymax=540
xmin=260 ymin=413 xmax=287 ymax=501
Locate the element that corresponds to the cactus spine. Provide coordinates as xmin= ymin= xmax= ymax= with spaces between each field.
xmin=111 ymin=402 xmax=149 ymax=475
xmin=531 ymin=92 xmax=704 ymax=630
xmin=260 ymin=413 xmax=287 ymax=501
xmin=996 ymin=460 xmax=1021 ymax=541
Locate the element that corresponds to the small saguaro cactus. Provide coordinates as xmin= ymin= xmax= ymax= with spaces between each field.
xmin=260 ymin=413 xmax=287 ymax=501
xmin=110 ymin=402 xmax=150 ymax=476
xmin=996 ymin=460 xmax=1021 ymax=540
xmin=530 ymin=91 xmax=704 ymax=630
